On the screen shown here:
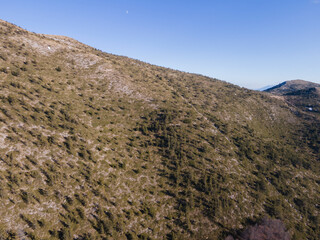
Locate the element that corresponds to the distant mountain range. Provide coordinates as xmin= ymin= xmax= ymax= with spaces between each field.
xmin=0 ymin=19 xmax=319 ymax=240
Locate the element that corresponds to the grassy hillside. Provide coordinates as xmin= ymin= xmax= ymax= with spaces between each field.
xmin=0 ymin=19 xmax=319 ymax=240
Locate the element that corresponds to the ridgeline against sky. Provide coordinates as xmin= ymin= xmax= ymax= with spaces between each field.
xmin=1 ymin=0 xmax=320 ymax=89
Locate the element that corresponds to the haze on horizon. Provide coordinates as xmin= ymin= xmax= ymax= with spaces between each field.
xmin=1 ymin=0 xmax=319 ymax=89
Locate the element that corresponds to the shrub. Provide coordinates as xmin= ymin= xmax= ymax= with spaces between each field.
xmin=11 ymin=69 xmax=20 ymax=76
xmin=0 ymin=53 xmax=7 ymax=61
xmin=0 ymin=67 xmax=7 ymax=73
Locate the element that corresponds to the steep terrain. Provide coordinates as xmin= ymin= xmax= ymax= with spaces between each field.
xmin=0 ymin=20 xmax=319 ymax=240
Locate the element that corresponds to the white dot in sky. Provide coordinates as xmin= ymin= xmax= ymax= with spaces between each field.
xmin=126 ymin=10 xmax=129 ymax=14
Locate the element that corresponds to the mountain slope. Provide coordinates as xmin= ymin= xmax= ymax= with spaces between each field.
xmin=0 ymin=20 xmax=319 ymax=240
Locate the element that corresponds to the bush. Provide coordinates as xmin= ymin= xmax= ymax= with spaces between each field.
xmin=0 ymin=67 xmax=7 ymax=73
xmin=11 ymin=69 xmax=20 ymax=76
xmin=0 ymin=53 xmax=7 ymax=61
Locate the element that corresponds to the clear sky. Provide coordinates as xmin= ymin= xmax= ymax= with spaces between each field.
xmin=1 ymin=0 xmax=320 ymax=89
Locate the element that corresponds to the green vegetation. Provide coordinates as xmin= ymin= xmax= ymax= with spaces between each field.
xmin=0 ymin=19 xmax=319 ymax=239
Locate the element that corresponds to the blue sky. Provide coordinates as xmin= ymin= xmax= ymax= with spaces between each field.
xmin=1 ymin=0 xmax=320 ymax=89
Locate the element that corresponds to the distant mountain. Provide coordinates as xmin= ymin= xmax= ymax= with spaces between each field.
xmin=256 ymin=85 xmax=275 ymax=91
xmin=264 ymin=80 xmax=320 ymax=114
xmin=264 ymin=79 xmax=320 ymax=95
xmin=0 ymin=19 xmax=319 ymax=240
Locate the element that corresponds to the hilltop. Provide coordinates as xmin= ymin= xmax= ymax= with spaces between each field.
xmin=264 ymin=79 xmax=320 ymax=95
xmin=265 ymin=80 xmax=320 ymax=115
xmin=0 ymin=19 xmax=319 ymax=240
